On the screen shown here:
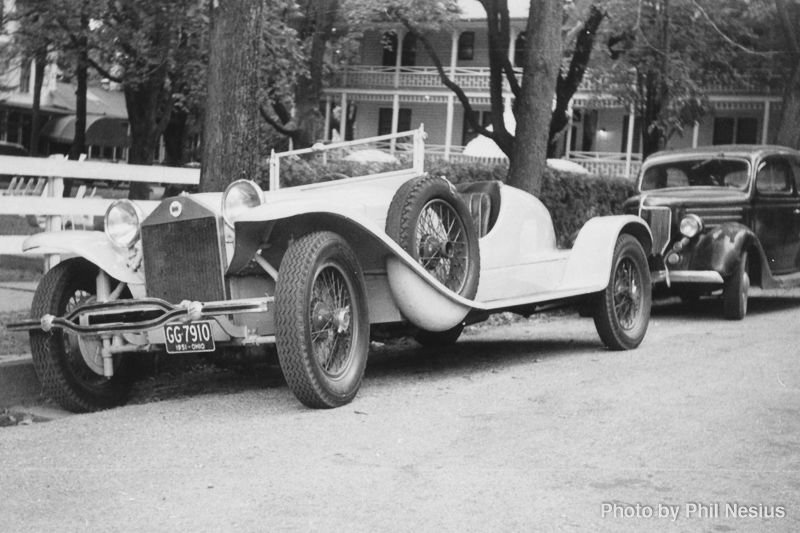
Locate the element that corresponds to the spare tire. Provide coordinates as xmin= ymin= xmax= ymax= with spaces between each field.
xmin=385 ymin=175 xmax=480 ymax=300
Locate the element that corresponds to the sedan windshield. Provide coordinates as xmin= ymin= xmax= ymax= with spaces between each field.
xmin=640 ymin=158 xmax=750 ymax=191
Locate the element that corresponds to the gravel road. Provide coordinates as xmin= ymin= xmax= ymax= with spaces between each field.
xmin=1 ymin=292 xmax=799 ymax=532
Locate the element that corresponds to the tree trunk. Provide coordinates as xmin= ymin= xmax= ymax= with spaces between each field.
xmin=201 ymin=0 xmax=263 ymax=192
xmin=774 ymin=0 xmax=800 ymax=149
xmin=507 ymin=0 xmax=563 ymax=196
xmin=68 ymin=35 xmax=88 ymax=162
xmin=66 ymin=21 xmax=89 ymax=198
xmin=775 ymin=65 xmax=800 ymax=148
xmin=30 ymin=49 xmax=47 ymax=157
xmin=125 ymin=24 xmax=173 ymax=200
xmin=163 ymin=109 xmax=188 ymax=167
xmin=291 ymin=0 xmax=337 ymax=149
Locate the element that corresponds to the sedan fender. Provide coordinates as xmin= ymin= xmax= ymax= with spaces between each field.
xmin=561 ymin=215 xmax=653 ymax=290
xmin=23 ymin=231 xmax=143 ymax=285
xmin=690 ymin=222 xmax=770 ymax=285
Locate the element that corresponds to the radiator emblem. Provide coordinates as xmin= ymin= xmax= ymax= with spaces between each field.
xmin=169 ymin=201 xmax=182 ymax=218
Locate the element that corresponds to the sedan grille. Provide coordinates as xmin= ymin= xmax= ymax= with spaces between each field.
xmin=141 ymin=215 xmax=227 ymax=304
xmin=639 ymin=206 xmax=672 ymax=254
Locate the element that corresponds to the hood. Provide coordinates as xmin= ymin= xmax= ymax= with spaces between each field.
xmin=625 ymin=188 xmax=750 ymax=211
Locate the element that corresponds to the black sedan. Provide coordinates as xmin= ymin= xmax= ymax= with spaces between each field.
xmin=625 ymin=145 xmax=800 ymax=319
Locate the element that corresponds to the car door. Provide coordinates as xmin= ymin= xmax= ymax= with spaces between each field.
xmin=790 ymin=156 xmax=800 ymax=271
xmin=752 ymin=155 xmax=800 ymax=274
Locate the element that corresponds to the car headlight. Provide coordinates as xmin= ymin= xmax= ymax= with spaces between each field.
xmin=105 ymin=199 xmax=144 ymax=248
xmin=679 ymin=214 xmax=703 ymax=238
xmin=222 ymin=179 xmax=264 ymax=227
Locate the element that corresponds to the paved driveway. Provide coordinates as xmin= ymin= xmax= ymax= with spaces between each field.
xmin=1 ymin=292 xmax=799 ymax=532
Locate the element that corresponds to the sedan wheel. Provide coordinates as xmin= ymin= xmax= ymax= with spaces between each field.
xmin=722 ymin=250 xmax=749 ymax=320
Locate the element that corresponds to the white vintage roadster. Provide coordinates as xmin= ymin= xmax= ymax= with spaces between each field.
xmin=10 ymin=128 xmax=653 ymax=412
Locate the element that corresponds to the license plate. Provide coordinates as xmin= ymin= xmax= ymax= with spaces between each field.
xmin=164 ymin=322 xmax=216 ymax=354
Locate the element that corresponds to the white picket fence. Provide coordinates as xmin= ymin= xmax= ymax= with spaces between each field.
xmin=0 ymin=155 xmax=200 ymax=267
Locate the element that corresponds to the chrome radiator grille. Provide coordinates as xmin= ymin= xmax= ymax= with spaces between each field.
xmin=141 ymin=216 xmax=226 ymax=304
xmin=639 ymin=206 xmax=672 ymax=255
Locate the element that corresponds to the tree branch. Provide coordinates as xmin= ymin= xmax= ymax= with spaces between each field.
xmin=397 ymin=17 xmax=494 ymax=141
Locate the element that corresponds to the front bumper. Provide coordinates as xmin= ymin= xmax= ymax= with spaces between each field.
xmin=651 ymin=269 xmax=724 ymax=285
xmin=7 ymin=296 xmax=271 ymax=339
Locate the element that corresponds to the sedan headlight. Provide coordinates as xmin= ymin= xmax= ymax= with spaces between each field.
xmin=679 ymin=214 xmax=704 ymax=238
xmin=222 ymin=180 xmax=264 ymax=227
xmin=105 ymin=199 xmax=144 ymax=248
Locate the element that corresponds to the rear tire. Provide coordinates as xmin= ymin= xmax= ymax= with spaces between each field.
xmin=414 ymin=323 xmax=464 ymax=347
xmin=275 ymin=232 xmax=370 ymax=408
xmin=723 ymin=250 xmax=749 ymax=320
xmin=592 ymin=235 xmax=651 ymax=350
xmin=29 ymin=259 xmax=134 ymax=413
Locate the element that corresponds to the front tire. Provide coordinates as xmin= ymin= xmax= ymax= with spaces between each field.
xmin=723 ymin=250 xmax=749 ymax=320
xmin=29 ymin=259 xmax=134 ymax=412
xmin=275 ymin=232 xmax=370 ymax=408
xmin=592 ymin=235 xmax=651 ymax=350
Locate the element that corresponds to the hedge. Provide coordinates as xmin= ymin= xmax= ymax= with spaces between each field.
xmin=255 ymin=157 xmax=637 ymax=247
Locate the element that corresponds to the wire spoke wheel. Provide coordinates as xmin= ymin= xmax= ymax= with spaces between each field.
xmin=385 ymin=175 xmax=480 ymax=303
xmin=309 ymin=264 xmax=354 ymax=377
xmin=612 ymin=257 xmax=642 ymax=330
xmin=29 ymin=258 xmax=134 ymax=413
xmin=415 ymin=199 xmax=469 ymax=293
xmin=592 ymin=235 xmax=651 ymax=350
xmin=276 ymin=232 xmax=369 ymax=409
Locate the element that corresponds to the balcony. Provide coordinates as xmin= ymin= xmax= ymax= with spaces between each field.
xmin=335 ymin=66 xmax=510 ymax=92
xmin=332 ymin=65 xmax=780 ymax=97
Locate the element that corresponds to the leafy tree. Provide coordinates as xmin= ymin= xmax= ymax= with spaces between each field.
xmin=601 ymin=0 xmax=765 ymax=157
xmin=548 ymin=2 xmax=606 ymax=157
xmin=94 ymin=0 xmax=208 ymax=198
xmin=351 ymin=0 xmax=564 ymax=196
xmin=259 ymin=0 xmax=338 ymax=149
xmin=3 ymin=0 xmax=59 ymax=156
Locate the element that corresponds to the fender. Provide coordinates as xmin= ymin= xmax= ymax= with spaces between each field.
xmin=690 ymin=222 xmax=771 ymax=285
xmin=560 ymin=215 xmax=653 ymax=290
xmin=231 ymin=198 xmax=479 ymax=330
xmin=23 ymin=231 xmax=143 ymax=285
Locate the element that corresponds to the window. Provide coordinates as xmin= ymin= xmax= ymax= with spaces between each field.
xmin=790 ymin=156 xmax=800 ymax=192
xmin=458 ymin=32 xmax=475 ymax=61
xmin=382 ymin=32 xmax=398 ymax=66
xmin=401 ymin=33 xmax=417 ymax=67
xmin=756 ymin=159 xmax=793 ymax=195
xmin=378 ymin=108 xmax=412 ymax=136
xmin=6 ymin=111 xmax=20 ymax=144
xmin=19 ymin=61 xmax=31 ymax=93
xmin=713 ymin=117 xmax=758 ymax=145
xmin=381 ymin=32 xmax=417 ymax=67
